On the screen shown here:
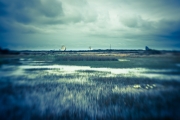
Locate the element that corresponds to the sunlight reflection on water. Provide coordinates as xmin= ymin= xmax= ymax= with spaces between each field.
xmin=16 ymin=65 xmax=180 ymax=80
xmin=118 ymin=59 xmax=130 ymax=62
xmin=1 ymin=63 xmax=180 ymax=81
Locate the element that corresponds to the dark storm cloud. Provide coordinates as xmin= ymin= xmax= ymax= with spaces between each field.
xmin=155 ymin=20 xmax=180 ymax=40
xmin=0 ymin=0 xmax=180 ymax=50
xmin=0 ymin=0 xmax=64 ymax=33
xmin=120 ymin=15 xmax=180 ymax=41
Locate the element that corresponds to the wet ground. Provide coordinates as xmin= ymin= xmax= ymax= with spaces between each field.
xmin=0 ymin=57 xmax=180 ymax=119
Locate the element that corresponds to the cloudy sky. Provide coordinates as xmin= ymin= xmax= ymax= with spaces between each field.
xmin=0 ymin=0 xmax=180 ymax=50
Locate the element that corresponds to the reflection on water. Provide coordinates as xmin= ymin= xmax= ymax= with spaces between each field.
xmin=118 ymin=59 xmax=130 ymax=62
xmin=6 ymin=64 xmax=180 ymax=81
xmin=0 ymin=58 xmax=180 ymax=119
xmin=133 ymin=84 xmax=141 ymax=89
xmin=1 ymin=64 xmax=180 ymax=80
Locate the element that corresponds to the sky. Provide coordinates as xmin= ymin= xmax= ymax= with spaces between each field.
xmin=0 ymin=0 xmax=180 ymax=50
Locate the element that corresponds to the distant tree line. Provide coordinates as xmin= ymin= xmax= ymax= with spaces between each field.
xmin=145 ymin=46 xmax=161 ymax=54
xmin=0 ymin=47 xmax=20 ymax=55
xmin=145 ymin=49 xmax=161 ymax=54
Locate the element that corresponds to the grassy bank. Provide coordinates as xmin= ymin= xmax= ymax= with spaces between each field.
xmin=54 ymin=57 xmax=180 ymax=69
xmin=0 ymin=52 xmax=180 ymax=69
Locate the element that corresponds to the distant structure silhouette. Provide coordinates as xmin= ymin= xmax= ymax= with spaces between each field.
xmin=61 ymin=45 xmax=66 ymax=51
xmin=89 ymin=46 xmax=92 ymax=50
xmin=145 ymin=46 xmax=150 ymax=51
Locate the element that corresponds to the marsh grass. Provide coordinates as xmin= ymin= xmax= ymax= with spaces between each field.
xmin=55 ymin=55 xmax=118 ymax=61
xmin=1 ymin=69 xmax=180 ymax=119
xmin=0 ymin=58 xmax=21 ymax=66
xmin=76 ymin=70 xmax=100 ymax=73
xmin=0 ymin=53 xmax=180 ymax=119
xmin=2 ymin=52 xmax=180 ymax=69
xmin=51 ymin=56 xmax=180 ymax=69
xmin=1 ymin=82 xmax=179 ymax=119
